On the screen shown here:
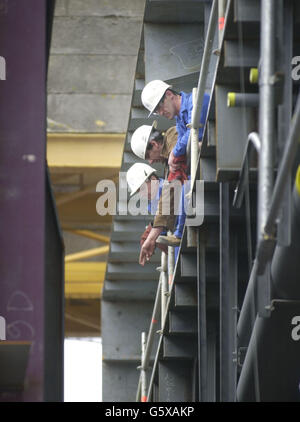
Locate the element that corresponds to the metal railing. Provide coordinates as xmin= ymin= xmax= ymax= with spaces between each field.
xmin=189 ymin=0 xmax=219 ymax=186
xmin=187 ymin=0 xmax=227 ymax=246
xmin=135 ymin=247 xmax=175 ymax=402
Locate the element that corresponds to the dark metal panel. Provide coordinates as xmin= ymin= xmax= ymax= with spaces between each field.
xmin=158 ymin=361 xmax=194 ymax=402
xmin=174 ymin=284 xmax=197 ymax=308
xmin=168 ymin=310 xmax=197 ymax=334
xmin=163 ymin=336 xmax=197 ymax=360
xmin=224 ymin=41 xmax=259 ymax=68
xmin=181 ymin=252 xmax=219 ymax=281
xmin=144 ymin=23 xmax=204 ymax=83
xmin=237 ymin=300 xmax=300 ymax=402
xmin=0 ymin=0 xmax=47 ymax=402
xmin=233 ymin=0 xmax=260 ymax=22
xmin=180 ymin=253 xmax=197 ymax=278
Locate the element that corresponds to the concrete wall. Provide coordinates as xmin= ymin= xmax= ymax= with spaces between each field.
xmin=47 ymin=0 xmax=146 ymax=133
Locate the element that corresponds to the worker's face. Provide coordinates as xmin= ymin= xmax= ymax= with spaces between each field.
xmin=140 ymin=176 xmax=159 ymax=200
xmin=145 ymin=140 xmax=164 ymax=164
xmin=155 ymin=90 xmax=178 ymax=120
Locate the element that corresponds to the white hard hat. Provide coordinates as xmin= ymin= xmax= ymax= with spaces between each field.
xmin=126 ymin=163 xmax=157 ymax=196
xmin=131 ymin=121 xmax=157 ymax=160
xmin=141 ymin=80 xmax=172 ymax=117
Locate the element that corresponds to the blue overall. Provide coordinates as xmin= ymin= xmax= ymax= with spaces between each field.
xmin=173 ymin=91 xmax=210 ymax=157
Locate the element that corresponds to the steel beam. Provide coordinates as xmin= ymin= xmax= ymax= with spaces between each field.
xmin=219 ymin=183 xmax=238 ymax=401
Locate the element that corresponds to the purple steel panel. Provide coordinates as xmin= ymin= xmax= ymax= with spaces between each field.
xmin=0 ymin=0 xmax=46 ymax=401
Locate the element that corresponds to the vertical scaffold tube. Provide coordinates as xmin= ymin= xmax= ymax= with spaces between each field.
xmin=141 ymin=332 xmax=147 ymax=402
xmin=257 ymin=0 xmax=276 ymax=244
xmin=161 ymin=251 xmax=168 ymax=326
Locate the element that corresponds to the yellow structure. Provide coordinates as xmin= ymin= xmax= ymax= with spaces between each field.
xmin=47 ymin=132 xmax=124 ymax=333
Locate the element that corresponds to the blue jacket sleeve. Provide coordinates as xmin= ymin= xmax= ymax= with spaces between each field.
xmin=173 ymin=127 xmax=190 ymax=157
xmin=172 ymin=93 xmax=210 ymax=158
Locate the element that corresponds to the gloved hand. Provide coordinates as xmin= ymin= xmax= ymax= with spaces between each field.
xmin=167 ymin=155 xmax=188 ymax=184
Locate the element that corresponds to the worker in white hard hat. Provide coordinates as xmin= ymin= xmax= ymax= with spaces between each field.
xmin=126 ymin=162 xmax=158 ymax=198
xmin=130 ymin=124 xmax=186 ymax=265
xmin=131 ymin=121 xmax=177 ymax=164
xmin=126 ymin=163 xmax=168 ymax=255
xmin=141 ymin=79 xmax=210 ymax=172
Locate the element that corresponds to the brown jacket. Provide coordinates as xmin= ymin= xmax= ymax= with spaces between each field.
xmin=153 ymin=126 xmax=179 ymax=231
xmin=160 ymin=126 xmax=178 ymax=162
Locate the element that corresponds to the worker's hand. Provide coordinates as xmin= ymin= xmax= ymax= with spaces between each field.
xmin=139 ymin=236 xmax=156 ymax=266
xmin=139 ymin=226 xmax=164 ymax=266
xmin=140 ymin=223 xmax=152 ymax=246
xmin=168 ymin=151 xmax=181 ymax=173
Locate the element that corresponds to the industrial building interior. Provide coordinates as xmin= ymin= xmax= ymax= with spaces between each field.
xmin=0 ymin=0 xmax=300 ymax=403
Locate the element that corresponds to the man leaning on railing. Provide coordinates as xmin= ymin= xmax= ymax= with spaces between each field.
xmin=130 ymin=124 xmax=184 ymax=266
xmin=141 ymin=79 xmax=210 ymax=172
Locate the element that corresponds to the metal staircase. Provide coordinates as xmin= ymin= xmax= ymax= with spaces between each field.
xmin=102 ymin=0 xmax=300 ymax=402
